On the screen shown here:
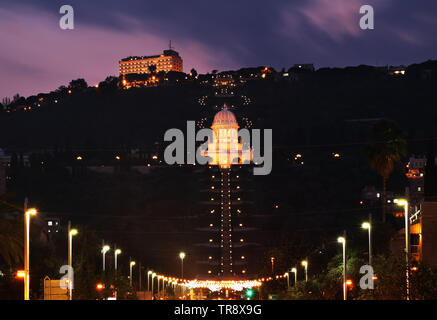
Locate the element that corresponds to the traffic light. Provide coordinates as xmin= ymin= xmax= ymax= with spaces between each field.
xmin=245 ymin=288 xmax=254 ymax=299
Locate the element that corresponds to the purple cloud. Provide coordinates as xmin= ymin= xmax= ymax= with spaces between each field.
xmin=0 ymin=6 xmax=237 ymax=97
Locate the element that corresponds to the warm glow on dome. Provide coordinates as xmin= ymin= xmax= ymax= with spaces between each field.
xmin=211 ymin=108 xmax=239 ymax=128
xmin=203 ymin=106 xmax=251 ymax=168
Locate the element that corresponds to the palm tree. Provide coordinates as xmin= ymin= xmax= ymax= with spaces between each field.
xmin=364 ymin=119 xmax=407 ymax=223
xmin=0 ymin=217 xmax=23 ymax=266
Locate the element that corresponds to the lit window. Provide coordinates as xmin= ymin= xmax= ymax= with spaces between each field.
xmin=48 ymin=221 xmax=52 ymax=226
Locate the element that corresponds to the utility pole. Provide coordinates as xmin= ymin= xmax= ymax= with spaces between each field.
xmin=369 ymin=212 xmax=373 ymax=266
xmin=23 ymin=197 xmax=29 ymax=300
xmin=139 ymin=263 xmax=142 ymax=291
xmin=343 ymin=230 xmax=347 ymax=301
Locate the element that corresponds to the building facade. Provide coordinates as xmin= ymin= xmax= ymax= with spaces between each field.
xmin=119 ymin=49 xmax=183 ymax=76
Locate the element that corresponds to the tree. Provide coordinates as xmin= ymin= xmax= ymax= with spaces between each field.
xmin=189 ymin=68 xmax=198 ymax=78
xmin=1 ymin=97 xmax=11 ymax=107
xmin=98 ymin=76 xmax=120 ymax=92
xmin=12 ymin=94 xmax=21 ymax=102
xmin=364 ymin=119 xmax=406 ymax=223
xmin=68 ymin=79 xmax=88 ymax=92
xmin=0 ymin=218 xmax=22 ymax=267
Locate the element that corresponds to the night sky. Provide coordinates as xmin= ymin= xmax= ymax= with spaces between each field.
xmin=0 ymin=0 xmax=436 ymax=97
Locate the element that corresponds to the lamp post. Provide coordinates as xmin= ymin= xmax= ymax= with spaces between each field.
xmin=157 ymin=275 xmax=161 ymax=299
xmin=338 ymin=236 xmax=346 ymax=301
xmin=270 ymin=257 xmax=275 ymax=274
xmin=129 ymin=261 xmax=136 ymax=287
xmin=362 ymin=222 xmax=372 ymax=266
xmin=101 ymin=245 xmax=110 ymax=271
xmin=394 ymin=198 xmax=410 ymax=300
xmin=151 ymin=273 xmax=156 ymax=298
xmin=147 ymin=271 xmax=152 ymax=292
xmin=179 ymin=252 xmax=186 ymax=278
xmin=68 ymin=227 xmax=78 ymax=300
xmin=291 ymin=267 xmax=297 ymax=287
xmin=162 ymin=277 xmax=167 ymax=299
xmin=24 ymin=206 xmax=37 ymax=300
xmin=115 ymin=249 xmax=121 ymax=270
xmin=284 ymin=272 xmax=290 ymax=289
xmin=301 ymin=260 xmax=308 ymax=282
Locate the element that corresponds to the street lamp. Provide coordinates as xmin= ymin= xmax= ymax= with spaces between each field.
xmin=338 ymin=236 xmax=346 ymax=301
xmin=270 ymin=257 xmax=275 ymax=274
xmin=129 ymin=261 xmax=136 ymax=287
xmin=162 ymin=277 xmax=167 ymax=299
xmin=301 ymin=260 xmax=308 ymax=282
xmin=24 ymin=207 xmax=37 ymax=300
xmin=362 ymin=222 xmax=372 ymax=266
xmin=284 ymin=272 xmax=290 ymax=289
xmin=147 ymin=270 xmax=153 ymax=292
xmin=394 ymin=198 xmax=410 ymax=300
xmin=179 ymin=252 xmax=186 ymax=278
xmin=157 ymin=275 xmax=161 ymax=299
xmin=151 ymin=273 xmax=157 ymax=298
xmin=101 ymin=245 xmax=110 ymax=271
xmin=115 ymin=249 xmax=121 ymax=270
xmin=291 ymin=267 xmax=297 ymax=287
xmin=68 ymin=228 xmax=78 ymax=300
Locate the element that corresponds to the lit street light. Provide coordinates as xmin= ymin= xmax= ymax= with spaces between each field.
xmin=157 ymin=275 xmax=161 ymax=298
xmin=147 ymin=270 xmax=153 ymax=292
xmin=24 ymin=206 xmax=37 ymax=300
xmin=151 ymin=273 xmax=157 ymax=298
xmin=162 ymin=277 xmax=167 ymax=299
xmin=68 ymin=227 xmax=78 ymax=300
xmin=270 ymin=257 xmax=275 ymax=274
xmin=338 ymin=236 xmax=346 ymax=301
xmin=291 ymin=267 xmax=297 ymax=287
xmin=101 ymin=245 xmax=110 ymax=271
xmin=115 ymin=248 xmax=122 ymax=270
xmin=301 ymin=260 xmax=308 ymax=282
xmin=394 ymin=198 xmax=410 ymax=300
xmin=284 ymin=272 xmax=290 ymax=289
xmin=129 ymin=261 xmax=136 ymax=287
xmin=362 ymin=222 xmax=372 ymax=266
xmin=179 ymin=252 xmax=186 ymax=278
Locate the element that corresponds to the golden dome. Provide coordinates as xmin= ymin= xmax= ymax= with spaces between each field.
xmin=212 ymin=108 xmax=238 ymax=127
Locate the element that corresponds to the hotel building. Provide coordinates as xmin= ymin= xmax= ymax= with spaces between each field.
xmin=119 ymin=49 xmax=183 ymax=76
